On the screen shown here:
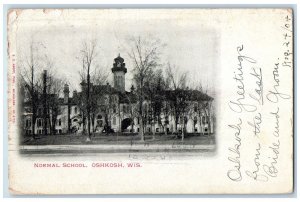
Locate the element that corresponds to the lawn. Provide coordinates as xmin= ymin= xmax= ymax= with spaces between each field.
xmin=21 ymin=132 xmax=215 ymax=146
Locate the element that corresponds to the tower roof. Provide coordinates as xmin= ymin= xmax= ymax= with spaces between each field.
xmin=114 ymin=53 xmax=124 ymax=63
xmin=112 ymin=54 xmax=127 ymax=73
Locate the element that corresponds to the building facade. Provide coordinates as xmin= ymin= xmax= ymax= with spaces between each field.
xmin=22 ymin=55 xmax=214 ymax=136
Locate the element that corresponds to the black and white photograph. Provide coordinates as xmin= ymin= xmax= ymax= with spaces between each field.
xmin=16 ymin=9 xmax=217 ymax=154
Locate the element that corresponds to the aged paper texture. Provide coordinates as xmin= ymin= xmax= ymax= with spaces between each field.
xmin=7 ymin=9 xmax=293 ymax=194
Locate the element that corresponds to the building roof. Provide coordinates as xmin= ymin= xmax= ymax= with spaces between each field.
xmin=145 ymin=89 xmax=213 ymax=102
xmin=92 ymin=84 xmax=119 ymax=94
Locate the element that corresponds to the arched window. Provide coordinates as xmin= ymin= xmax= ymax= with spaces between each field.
xmin=194 ymin=103 xmax=198 ymax=112
xmin=97 ymin=120 xmax=103 ymax=127
xmin=74 ymin=107 xmax=78 ymax=114
xmin=202 ymin=116 xmax=207 ymax=124
xmin=165 ymin=116 xmax=169 ymax=125
xmin=26 ymin=119 xmax=31 ymax=128
xmin=37 ymin=119 xmax=43 ymax=127
xmin=194 ymin=116 xmax=197 ymax=124
xmin=180 ymin=117 xmax=183 ymax=124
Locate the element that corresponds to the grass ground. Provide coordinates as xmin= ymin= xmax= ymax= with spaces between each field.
xmin=21 ymin=132 xmax=215 ymax=146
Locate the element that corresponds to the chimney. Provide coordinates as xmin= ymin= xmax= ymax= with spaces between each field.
xmin=63 ymin=84 xmax=69 ymax=104
xmin=80 ymin=81 xmax=87 ymax=92
xmin=130 ymin=85 xmax=135 ymax=93
xmin=73 ymin=90 xmax=77 ymax=98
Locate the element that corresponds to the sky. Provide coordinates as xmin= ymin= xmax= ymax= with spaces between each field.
xmin=15 ymin=9 xmax=219 ymax=97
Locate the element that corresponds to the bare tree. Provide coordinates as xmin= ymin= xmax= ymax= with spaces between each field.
xmin=90 ymin=67 xmax=109 ymax=134
xmin=195 ymin=84 xmax=214 ymax=135
xmin=127 ymin=36 xmax=164 ymax=141
xmin=79 ymin=39 xmax=98 ymax=141
xmin=122 ymin=86 xmax=138 ymax=134
xmin=46 ymin=65 xmax=65 ymax=135
xmin=19 ymin=39 xmax=46 ymax=139
xmin=166 ymin=63 xmax=190 ymax=140
xmin=144 ymin=69 xmax=165 ymax=139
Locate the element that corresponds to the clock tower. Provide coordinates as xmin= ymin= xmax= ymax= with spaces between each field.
xmin=111 ymin=54 xmax=127 ymax=92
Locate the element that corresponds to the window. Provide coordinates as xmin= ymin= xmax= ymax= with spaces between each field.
xmin=194 ymin=104 xmax=198 ymax=112
xmin=97 ymin=120 xmax=103 ymax=127
xmin=194 ymin=116 xmax=197 ymax=124
xmin=156 ymin=128 xmax=159 ymax=132
xmin=25 ymin=119 xmax=31 ymax=128
xmin=74 ymin=107 xmax=77 ymax=114
xmin=123 ymin=105 xmax=128 ymax=113
xmin=148 ymin=117 xmax=152 ymax=124
xmin=37 ymin=119 xmax=42 ymax=127
xmin=195 ymin=128 xmax=198 ymax=132
xmin=59 ymin=129 xmax=62 ymax=134
xmin=73 ymin=119 xmax=78 ymax=122
xmin=113 ymin=117 xmax=116 ymax=125
xmin=202 ymin=116 xmax=208 ymax=124
xmin=137 ymin=128 xmax=140 ymax=132
xmin=180 ymin=117 xmax=183 ymax=124
xmin=58 ymin=119 xmax=62 ymax=126
xmin=157 ymin=116 xmax=162 ymax=124
xmin=184 ymin=116 xmax=188 ymax=124
xmin=165 ymin=116 xmax=169 ymax=125
xmin=97 ymin=115 xmax=102 ymax=119
xmin=148 ymin=128 xmax=151 ymax=132
xmin=137 ymin=117 xmax=140 ymax=124
xmin=113 ymin=105 xmax=117 ymax=113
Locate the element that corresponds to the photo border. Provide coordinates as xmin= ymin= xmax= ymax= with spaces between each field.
xmin=2 ymin=3 xmax=298 ymax=199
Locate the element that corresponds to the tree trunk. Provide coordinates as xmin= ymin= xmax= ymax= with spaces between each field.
xmin=91 ymin=114 xmax=95 ymax=133
xmin=51 ymin=119 xmax=56 ymax=135
xmin=105 ymin=114 xmax=109 ymax=135
xmin=139 ymin=114 xmax=144 ymax=141
xmin=175 ymin=116 xmax=179 ymax=138
xmin=152 ymin=122 xmax=155 ymax=140
xmin=50 ymin=115 xmax=55 ymax=135
xmin=131 ymin=119 xmax=134 ymax=134
xmin=32 ymin=115 xmax=36 ymax=139
xmin=139 ymin=79 xmax=144 ymax=141
xmin=181 ymin=116 xmax=184 ymax=141
xmin=164 ymin=124 xmax=167 ymax=135
xmin=31 ymin=66 xmax=36 ymax=139
xmin=87 ymin=73 xmax=91 ymax=141
xmin=175 ymin=116 xmax=178 ymax=132
xmin=43 ymin=71 xmax=47 ymax=136
xmin=201 ymin=116 xmax=204 ymax=136
xmin=82 ymin=114 xmax=86 ymax=135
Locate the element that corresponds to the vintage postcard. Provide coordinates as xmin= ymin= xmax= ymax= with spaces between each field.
xmin=7 ymin=9 xmax=293 ymax=194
